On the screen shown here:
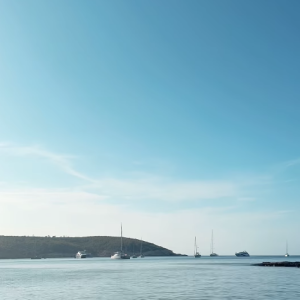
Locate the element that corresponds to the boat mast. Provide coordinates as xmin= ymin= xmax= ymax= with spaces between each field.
xmin=286 ymin=240 xmax=288 ymax=254
xmin=121 ymin=223 xmax=123 ymax=252
xmin=194 ymin=237 xmax=197 ymax=255
xmin=211 ymin=230 xmax=214 ymax=254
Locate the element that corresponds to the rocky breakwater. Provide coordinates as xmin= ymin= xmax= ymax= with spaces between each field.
xmin=253 ymin=261 xmax=300 ymax=268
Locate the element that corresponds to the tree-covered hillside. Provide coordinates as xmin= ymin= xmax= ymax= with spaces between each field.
xmin=0 ymin=236 xmax=181 ymax=259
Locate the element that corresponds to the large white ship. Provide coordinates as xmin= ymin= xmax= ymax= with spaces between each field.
xmin=235 ymin=251 xmax=250 ymax=257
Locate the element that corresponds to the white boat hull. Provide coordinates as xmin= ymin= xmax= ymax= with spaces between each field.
xmin=76 ymin=250 xmax=90 ymax=258
xmin=111 ymin=252 xmax=130 ymax=259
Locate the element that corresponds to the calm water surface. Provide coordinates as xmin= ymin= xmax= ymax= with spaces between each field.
xmin=1 ymin=256 xmax=300 ymax=299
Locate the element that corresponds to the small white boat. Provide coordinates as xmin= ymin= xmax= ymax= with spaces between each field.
xmin=76 ymin=250 xmax=91 ymax=258
xmin=111 ymin=251 xmax=130 ymax=259
xmin=111 ymin=251 xmax=121 ymax=259
xmin=210 ymin=230 xmax=218 ymax=257
xmin=235 ymin=251 xmax=250 ymax=257
xmin=194 ymin=237 xmax=201 ymax=258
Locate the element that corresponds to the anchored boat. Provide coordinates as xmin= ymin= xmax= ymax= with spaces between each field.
xmin=138 ymin=238 xmax=145 ymax=258
xmin=194 ymin=237 xmax=201 ymax=258
xmin=284 ymin=241 xmax=290 ymax=257
xmin=76 ymin=250 xmax=92 ymax=258
xmin=235 ymin=251 xmax=250 ymax=257
xmin=111 ymin=224 xmax=130 ymax=259
xmin=210 ymin=230 xmax=218 ymax=257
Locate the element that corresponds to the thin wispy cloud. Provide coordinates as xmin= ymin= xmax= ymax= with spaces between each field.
xmin=0 ymin=142 xmax=239 ymax=203
xmin=237 ymin=197 xmax=256 ymax=202
xmin=285 ymin=158 xmax=300 ymax=168
xmin=0 ymin=142 xmax=95 ymax=183
xmin=0 ymin=188 xmax=107 ymax=206
xmin=87 ymin=178 xmax=237 ymax=202
xmin=269 ymin=157 xmax=300 ymax=175
xmin=0 ymin=142 xmax=297 ymax=206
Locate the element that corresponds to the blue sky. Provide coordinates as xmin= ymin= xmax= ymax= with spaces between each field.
xmin=0 ymin=0 xmax=300 ymax=255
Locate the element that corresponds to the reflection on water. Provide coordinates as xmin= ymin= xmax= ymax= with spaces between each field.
xmin=1 ymin=256 xmax=300 ymax=299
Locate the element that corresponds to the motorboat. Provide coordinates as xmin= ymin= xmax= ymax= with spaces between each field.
xmin=194 ymin=237 xmax=201 ymax=258
xmin=76 ymin=250 xmax=91 ymax=258
xmin=235 ymin=251 xmax=250 ymax=257
xmin=111 ymin=251 xmax=121 ymax=259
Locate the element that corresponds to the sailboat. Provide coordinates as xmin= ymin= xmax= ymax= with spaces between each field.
xmin=138 ymin=238 xmax=145 ymax=258
xmin=194 ymin=237 xmax=201 ymax=258
xmin=210 ymin=230 xmax=218 ymax=257
xmin=284 ymin=241 xmax=290 ymax=257
xmin=111 ymin=224 xmax=130 ymax=259
xmin=131 ymin=243 xmax=138 ymax=258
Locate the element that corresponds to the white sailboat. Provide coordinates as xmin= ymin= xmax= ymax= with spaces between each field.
xmin=210 ymin=230 xmax=218 ymax=257
xmin=284 ymin=241 xmax=290 ymax=257
xmin=111 ymin=224 xmax=130 ymax=259
xmin=194 ymin=237 xmax=201 ymax=258
xmin=138 ymin=237 xmax=144 ymax=258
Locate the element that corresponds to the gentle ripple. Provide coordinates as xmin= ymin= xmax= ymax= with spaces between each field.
xmin=0 ymin=256 xmax=300 ymax=299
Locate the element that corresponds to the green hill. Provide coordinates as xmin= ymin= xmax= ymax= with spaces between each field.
xmin=0 ymin=236 xmax=182 ymax=259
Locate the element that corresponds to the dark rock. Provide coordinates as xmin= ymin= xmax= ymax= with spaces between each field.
xmin=253 ymin=261 xmax=300 ymax=268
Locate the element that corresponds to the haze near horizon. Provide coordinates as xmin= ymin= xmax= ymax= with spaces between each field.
xmin=0 ymin=0 xmax=300 ymax=255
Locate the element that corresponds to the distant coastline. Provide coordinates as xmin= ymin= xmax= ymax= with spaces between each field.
xmin=0 ymin=235 xmax=185 ymax=259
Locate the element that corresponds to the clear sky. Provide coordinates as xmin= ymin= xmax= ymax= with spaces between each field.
xmin=0 ymin=0 xmax=299 ymax=255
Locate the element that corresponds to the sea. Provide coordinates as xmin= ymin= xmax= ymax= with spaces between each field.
xmin=1 ymin=256 xmax=300 ymax=299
